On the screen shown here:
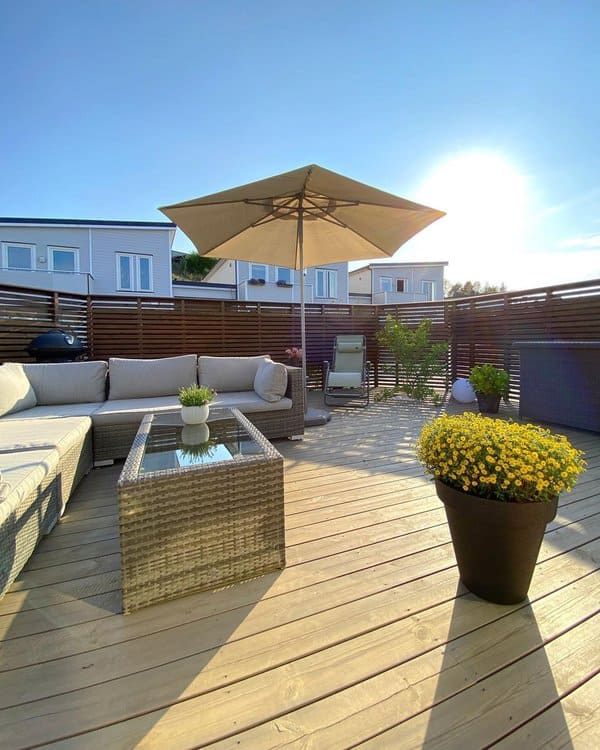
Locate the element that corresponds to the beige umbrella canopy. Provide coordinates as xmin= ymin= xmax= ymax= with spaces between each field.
xmin=160 ymin=164 xmax=445 ymax=416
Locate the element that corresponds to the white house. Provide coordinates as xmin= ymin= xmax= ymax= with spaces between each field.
xmin=200 ymin=259 xmax=349 ymax=304
xmin=0 ymin=217 xmax=176 ymax=296
xmin=349 ymin=261 xmax=448 ymax=304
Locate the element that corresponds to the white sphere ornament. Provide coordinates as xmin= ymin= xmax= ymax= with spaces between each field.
xmin=451 ymin=378 xmax=477 ymax=403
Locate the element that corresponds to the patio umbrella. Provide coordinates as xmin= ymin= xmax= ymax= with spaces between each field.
xmin=159 ymin=164 xmax=445 ymax=421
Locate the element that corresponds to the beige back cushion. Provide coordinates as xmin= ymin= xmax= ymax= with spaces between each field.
xmin=199 ymin=355 xmax=270 ymax=392
xmin=23 ymin=361 xmax=108 ymax=405
xmin=0 ymin=363 xmax=37 ymax=417
xmin=254 ymin=360 xmax=288 ymax=402
xmin=108 ymin=355 xmax=197 ymax=400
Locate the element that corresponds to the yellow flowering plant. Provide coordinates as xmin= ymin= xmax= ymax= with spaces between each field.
xmin=416 ymin=413 xmax=585 ymax=503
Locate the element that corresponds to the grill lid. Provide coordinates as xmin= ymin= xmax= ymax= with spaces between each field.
xmin=27 ymin=329 xmax=87 ymax=357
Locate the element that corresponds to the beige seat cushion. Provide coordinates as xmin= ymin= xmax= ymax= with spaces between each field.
xmin=0 ymin=363 xmax=37 ymax=417
xmin=0 ymin=447 xmax=61 ymax=527
xmin=91 ymin=396 xmax=181 ymax=426
xmin=0 ymin=417 xmax=91 ymax=458
xmin=327 ymin=372 xmax=363 ymax=388
xmin=108 ymin=355 xmax=197 ymax=400
xmin=23 ymin=361 xmax=107 ymax=405
xmin=212 ymin=391 xmax=292 ymax=413
xmin=199 ymin=355 xmax=270 ymax=392
xmin=254 ymin=360 xmax=288 ymax=402
xmin=0 ymin=402 xmax=104 ymax=420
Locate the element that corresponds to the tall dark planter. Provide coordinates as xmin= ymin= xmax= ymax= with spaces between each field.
xmin=476 ymin=393 xmax=501 ymax=413
xmin=435 ymin=479 xmax=558 ymax=604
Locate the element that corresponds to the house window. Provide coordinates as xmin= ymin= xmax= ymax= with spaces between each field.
xmin=422 ymin=280 xmax=434 ymax=301
xmin=116 ymin=253 xmax=153 ymax=292
xmin=396 ymin=278 xmax=406 ymax=293
xmin=49 ymin=247 xmax=78 ymax=273
xmin=277 ymin=267 xmax=292 ymax=284
xmin=315 ymin=268 xmax=337 ymax=298
xmin=2 ymin=242 xmax=35 ymax=270
xmin=250 ymin=263 xmax=267 ymax=281
xmin=380 ymin=277 xmax=393 ymax=292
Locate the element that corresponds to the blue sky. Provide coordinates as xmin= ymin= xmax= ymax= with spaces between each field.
xmin=1 ymin=1 xmax=598 ymax=289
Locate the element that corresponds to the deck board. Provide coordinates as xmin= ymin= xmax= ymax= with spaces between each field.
xmin=0 ymin=396 xmax=598 ymax=749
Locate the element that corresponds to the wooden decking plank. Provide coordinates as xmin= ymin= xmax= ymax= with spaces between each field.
xmin=212 ymin=576 xmax=600 ymax=750
xmin=2 ymin=543 xmax=597 ymax=747
xmin=356 ymin=615 xmax=600 ymax=749
xmin=20 ymin=564 xmax=599 ymax=749
xmin=491 ymin=671 xmax=600 ymax=749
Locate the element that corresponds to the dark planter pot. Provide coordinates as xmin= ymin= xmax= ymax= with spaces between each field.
xmin=435 ymin=479 xmax=558 ymax=604
xmin=476 ymin=393 xmax=501 ymax=414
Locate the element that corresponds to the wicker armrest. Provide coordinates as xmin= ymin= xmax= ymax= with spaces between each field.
xmin=284 ymin=365 xmax=305 ymax=414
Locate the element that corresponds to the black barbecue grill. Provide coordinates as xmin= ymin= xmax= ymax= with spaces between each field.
xmin=27 ymin=329 xmax=87 ymax=362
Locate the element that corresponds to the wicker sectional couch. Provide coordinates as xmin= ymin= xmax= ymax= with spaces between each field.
xmin=0 ymin=355 xmax=304 ymax=597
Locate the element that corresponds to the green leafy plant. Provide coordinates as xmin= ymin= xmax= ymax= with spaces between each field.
xmin=375 ymin=317 xmax=448 ymax=402
xmin=178 ymin=384 xmax=216 ymax=407
xmin=469 ymin=364 xmax=509 ymax=398
xmin=417 ymin=413 xmax=586 ymax=503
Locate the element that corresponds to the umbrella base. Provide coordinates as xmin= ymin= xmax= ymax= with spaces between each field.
xmin=304 ymin=407 xmax=331 ymax=427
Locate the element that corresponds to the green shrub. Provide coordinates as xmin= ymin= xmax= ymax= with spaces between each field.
xmin=469 ymin=364 xmax=509 ymax=397
xmin=375 ymin=317 xmax=448 ymax=402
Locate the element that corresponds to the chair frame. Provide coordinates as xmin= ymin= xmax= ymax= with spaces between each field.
xmin=323 ymin=335 xmax=372 ymax=408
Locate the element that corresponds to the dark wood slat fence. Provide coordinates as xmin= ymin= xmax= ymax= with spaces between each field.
xmin=1 ymin=279 xmax=599 ymax=395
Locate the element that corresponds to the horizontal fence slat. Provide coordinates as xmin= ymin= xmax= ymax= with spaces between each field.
xmin=1 ymin=280 xmax=599 ymax=394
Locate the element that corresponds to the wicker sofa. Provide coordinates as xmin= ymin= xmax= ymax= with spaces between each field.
xmin=0 ymin=355 xmax=304 ymax=597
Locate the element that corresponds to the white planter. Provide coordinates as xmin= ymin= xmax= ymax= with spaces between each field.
xmin=181 ymin=423 xmax=210 ymax=445
xmin=180 ymin=404 xmax=209 ymax=424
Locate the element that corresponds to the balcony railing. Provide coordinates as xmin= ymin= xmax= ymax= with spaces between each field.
xmin=238 ymin=279 xmax=314 ymax=303
xmin=0 ymin=267 xmax=93 ymax=295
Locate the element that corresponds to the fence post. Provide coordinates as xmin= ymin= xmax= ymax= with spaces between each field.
xmin=52 ymin=292 xmax=60 ymax=327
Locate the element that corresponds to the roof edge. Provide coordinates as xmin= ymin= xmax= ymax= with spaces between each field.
xmin=0 ymin=217 xmax=176 ymax=229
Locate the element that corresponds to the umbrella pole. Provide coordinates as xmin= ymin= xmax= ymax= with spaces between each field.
xmin=297 ymin=209 xmax=307 ymax=404
xmin=297 ymin=207 xmax=331 ymax=427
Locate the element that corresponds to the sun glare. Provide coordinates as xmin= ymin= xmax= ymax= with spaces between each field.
xmin=412 ymin=151 xmax=532 ymax=285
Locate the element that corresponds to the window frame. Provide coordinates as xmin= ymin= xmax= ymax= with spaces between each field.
xmin=422 ymin=280 xmax=435 ymax=301
xmin=276 ymin=266 xmax=292 ymax=284
xmin=380 ymin=276 xmax=393 ymax=293
xmin=1 ymin=242 xmax=35 ymax=271
xmin=250 ymin=263 xmax=267 ymax=281
xmin=48 ymin=246 xmax=79 ymax=274
xmin=315 ymin=268 xmax=338 ymax=299
xmin=116 ymin=252 xmax=154 ymax=293
xmin=396 ymin=278 xmax=406 ymax=293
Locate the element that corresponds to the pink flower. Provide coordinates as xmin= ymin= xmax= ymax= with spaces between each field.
xmin=285 ymin=346 xmax=302 ymax=362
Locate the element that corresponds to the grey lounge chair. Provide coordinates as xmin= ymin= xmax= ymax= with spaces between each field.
xmin=324 ymin=335 xmax=371 ymax=407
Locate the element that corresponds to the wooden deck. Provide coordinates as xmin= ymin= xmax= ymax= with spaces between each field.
xmin=0 ymin=397 xmax=599 ymax=749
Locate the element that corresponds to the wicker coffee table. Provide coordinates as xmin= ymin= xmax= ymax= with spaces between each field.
xmin=117 ymin=408 xmax=285 ymax=614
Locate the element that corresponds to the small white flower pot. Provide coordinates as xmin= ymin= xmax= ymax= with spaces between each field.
xmin=181 ymin=404 xmax=209 ymax=424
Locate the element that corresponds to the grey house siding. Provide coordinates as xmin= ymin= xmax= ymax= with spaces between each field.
xmin=371 ymin=265 xmax=445 ymax=302
xmin=1 ymin=223 xmax=173 ymax=297
xmin=90 ymin=228 xmax=172 ymax=297
xmin=0 ymin=226 xmax=92 ymax=293
xmin=236 ymin=261 xmax=348 ymax=303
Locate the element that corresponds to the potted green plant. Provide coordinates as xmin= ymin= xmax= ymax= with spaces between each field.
xmin=417 ymin=413 xmax=585 ymax=603
xmin=178 ymin=384 xmax=216 ymax=424
xmin=468 ymin=363 xmax=509 ymax=413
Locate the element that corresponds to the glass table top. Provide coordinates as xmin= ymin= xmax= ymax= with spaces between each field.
xmin=139 ymin=409 xmax=265 ymax=475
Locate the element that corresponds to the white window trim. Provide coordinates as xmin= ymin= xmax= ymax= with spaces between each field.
xmin=116 ymin=253 xmax=154 ymax=292
xmin=1 ymin=241 xmax=35 ymax=270
xmin=396 ymin=278 xmax=407 ymax=293
xmin=422 ymin=280 xmax=435 ymax=300
xmin=48 ymin=246 xmax=80 ymax=273
xmin=276 ymin=266 xmax=292 ymax=283
xmin=250 ymin=263 xmax=267 ymax=281
xmin=380 ymin=276 xmax=393 ymax=292
xmin=315 ymin=268 xmax=337 ymax=299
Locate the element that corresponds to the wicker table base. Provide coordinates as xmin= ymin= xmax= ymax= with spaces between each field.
xmin=117 ymin=409 xmax=285 ymax=614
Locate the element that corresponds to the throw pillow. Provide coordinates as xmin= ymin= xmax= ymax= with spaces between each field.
xmin=0 ymin=363 xmax=37 ymax=417
xmin=254 ymin=360 xmax=288 ymax=403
